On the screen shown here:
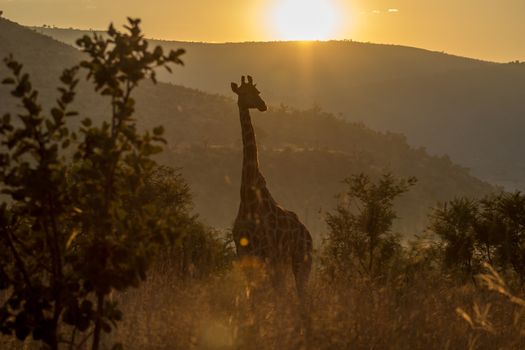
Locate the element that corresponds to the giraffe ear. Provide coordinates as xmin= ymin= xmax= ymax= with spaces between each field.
xmin=231 ymin=82 xmax=239 ymax=94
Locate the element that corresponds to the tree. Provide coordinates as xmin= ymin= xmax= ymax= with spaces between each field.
xmin=322 ymin=173 xmax=416 ymax=278
xmin=431 ymin=192 xmax=525 ymax=283
xmin=0 ymin=18 xmax=185 ymax=350
xmin=490 ymin=192 xmax=525 ymax=283
xmin=430 ymin=198 xmax=480 ymax=276
xmin=131 ymin=166 xmax=235 ymax=280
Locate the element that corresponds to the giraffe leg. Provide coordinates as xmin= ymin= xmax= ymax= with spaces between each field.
xmin=292 ymin=249 xmax=312 ymax=300
xmin=293 ymin=227 xmax=313 ymax=300
xmin=292 ymin=248 xmax=313 ymax=347
xmin=268 ymin=261 xmax=286 ymax=294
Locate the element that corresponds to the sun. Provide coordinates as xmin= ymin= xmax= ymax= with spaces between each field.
xmin=270 ymin=0 xmax=341 ymax=41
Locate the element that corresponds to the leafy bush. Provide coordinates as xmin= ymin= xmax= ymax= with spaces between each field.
xmin=430 ymin=192 xmax=525 ymax=283
xmin=321 ymin=173 xmax=416 ymax=279
xmin=0 ymin=18 xmax=185 ymax=349
xmin=126 ymin=165 xmax=234 ymax=279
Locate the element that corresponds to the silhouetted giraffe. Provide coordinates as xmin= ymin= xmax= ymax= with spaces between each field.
xmin=231 ymin=75 xmax=313 ymax=298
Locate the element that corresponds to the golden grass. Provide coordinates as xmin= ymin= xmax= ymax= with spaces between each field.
xmin=105 ymin=263 xmax=525 ymax=350
xmin=2 ymin=263 xmax=525 ymax=349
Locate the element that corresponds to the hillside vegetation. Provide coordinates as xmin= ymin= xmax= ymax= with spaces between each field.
xmin=34 ymin=26 xmax=525 ymax=190
xmin=0 ymin=17 xmax=495 ymax=237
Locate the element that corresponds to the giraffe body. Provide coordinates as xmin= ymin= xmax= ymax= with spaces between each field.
xmin=231 ymin=76 xmax=313 ymax=297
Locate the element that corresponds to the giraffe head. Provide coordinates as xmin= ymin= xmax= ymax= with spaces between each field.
xmin=231 ymin=75 xmax=267 ymax=112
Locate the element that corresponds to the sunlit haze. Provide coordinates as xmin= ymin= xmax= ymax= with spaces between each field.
xmin=0 ymin=0 xmax=524 ymax=62
xmin=270 ymin=0 xmax=341 ymax=40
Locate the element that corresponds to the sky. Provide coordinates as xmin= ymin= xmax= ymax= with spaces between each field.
xmin=0 ymin=0 xmax=524 ymax=62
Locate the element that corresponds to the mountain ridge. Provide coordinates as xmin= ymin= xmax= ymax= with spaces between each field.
xmin=29 ymin=25 xmax=494 ymax=64
xmin=30 ymin=25 xmax=525 ymax=191
xmin=0 ymin=17 xmax=496 ymax=237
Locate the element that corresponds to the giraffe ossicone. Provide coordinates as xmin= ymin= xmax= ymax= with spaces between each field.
xmin=231 ymin=75 xmax=313 ymax=298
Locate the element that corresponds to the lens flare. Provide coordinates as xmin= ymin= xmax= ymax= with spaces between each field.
xmin=240 ymin=237 xmax=249 ymax=247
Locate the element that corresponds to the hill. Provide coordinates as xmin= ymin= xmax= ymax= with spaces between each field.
xmin=32 ymin=26 xmax=525 ymax=191
xmin=0 ymin=17 xmax=495 ymax=237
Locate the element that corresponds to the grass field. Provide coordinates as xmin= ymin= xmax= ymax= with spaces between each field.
xmin=4 ymin=258 xmax=523 ymax=350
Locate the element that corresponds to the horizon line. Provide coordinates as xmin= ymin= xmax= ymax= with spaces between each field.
xmin=22 ymin=23 xmax=518 ymax=65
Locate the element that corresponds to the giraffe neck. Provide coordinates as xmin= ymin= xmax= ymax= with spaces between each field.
xmin=239 ymin=107 xmax=262 ymax=198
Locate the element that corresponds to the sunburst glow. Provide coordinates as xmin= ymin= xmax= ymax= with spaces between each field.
xmin=270 ymin=0 xmax=341 ymax=41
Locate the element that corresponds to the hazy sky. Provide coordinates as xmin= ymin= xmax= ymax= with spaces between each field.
xmin=1 ymin=0 xmax=524 ymax=62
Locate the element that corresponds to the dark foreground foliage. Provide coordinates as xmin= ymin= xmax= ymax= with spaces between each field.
xmin=5 ymin=244 xmax=524 ymax=349
xmin=0 ymin=18 xmax=207 ymax=350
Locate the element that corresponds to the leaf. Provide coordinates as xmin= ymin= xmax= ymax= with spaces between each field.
xmin=81 ymin=118 xmax=92 ymax=127
xmin=456 ymin=307 xmax=474 ymax=328
xmin=2 ymin=113 xmax=10 ymax=125
xmin=51 ymin=107 xmax=63 ymax=121
xmin=66 ymin=229 xmax=80 ymax=249
xmin=2 ymin=78 xmax=15 ymax=85
xmin=152 ymin=126 xmax=164 ymax=136
xmin=65 ymin=111 xmax=79 ymax=117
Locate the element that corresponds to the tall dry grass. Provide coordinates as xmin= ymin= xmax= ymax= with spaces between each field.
xmin=2 ymin=261 xmax=525 ymax=349
xmin=105 ymin=261 xmax=525 ymax=350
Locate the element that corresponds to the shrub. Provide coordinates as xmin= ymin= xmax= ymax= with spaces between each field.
xmin=430 ymin=192 xmax=525 ymax=283
xmin=0 ymin=18 xmax=185 ymax=350
xmin=321 ymin=173 xmax=416 ymax=280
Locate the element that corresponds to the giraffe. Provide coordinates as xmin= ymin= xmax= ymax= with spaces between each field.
xmin=231 ymin=75 xmax=313 ymax=298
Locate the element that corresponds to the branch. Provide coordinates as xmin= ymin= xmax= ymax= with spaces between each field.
xmin=74 ymin=328 xmax=95 ymax=349
xmin=3 ymin=227 xmax=32 ymax=289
